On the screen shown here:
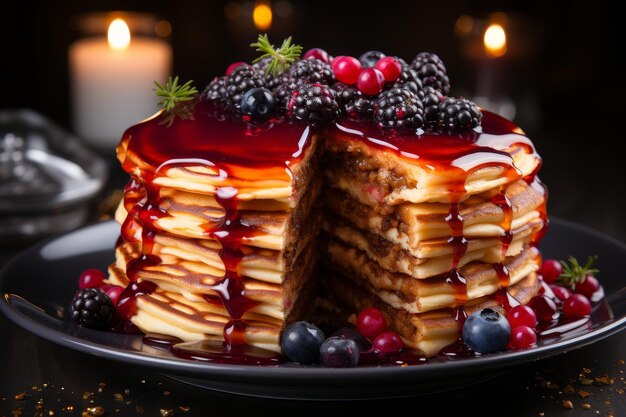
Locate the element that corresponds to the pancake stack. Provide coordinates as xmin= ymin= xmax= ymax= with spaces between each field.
xmin=107 ymin=101 xmax=320 ymax=353
xmin=320 ymin=113 xmax=547 ymax=356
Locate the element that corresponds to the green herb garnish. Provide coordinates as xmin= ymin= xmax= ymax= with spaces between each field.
xmin=251 ymin=34 xmax=303 ymax=76
xmin=558 ymin=255 xmax=599 ymax=289
xmin=154 ymin=76 xmax=198 ymax=112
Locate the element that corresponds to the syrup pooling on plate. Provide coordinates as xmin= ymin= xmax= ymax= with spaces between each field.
xmin=116 ymin=100 xmax=314 ymax=350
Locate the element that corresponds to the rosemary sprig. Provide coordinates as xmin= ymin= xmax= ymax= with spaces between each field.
xmin=251 ymin=34 xmax=303 ymax=76
xmin=154 ymin=76 xmax=198 ymax=112
xmin=558 ymin=255 xmax=599 ymax=289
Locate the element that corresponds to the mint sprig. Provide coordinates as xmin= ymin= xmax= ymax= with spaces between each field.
xmin=558 ymin=255 xmax=599 ymax=289
xmin=251 ymin=34 xmax=303 ymax=76
xmin=154 ymin=76 xmax=198 ymax=112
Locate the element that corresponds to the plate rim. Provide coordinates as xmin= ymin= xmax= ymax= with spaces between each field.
xmin=2 ymin=218 xmax=626 ymax=384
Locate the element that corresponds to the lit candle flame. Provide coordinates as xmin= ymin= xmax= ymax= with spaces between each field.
xmin=253 ymin=2 xmax=272 ymax=31
xmin=484 ymin=23 xmax=507 ymax=58
xmin=108 ymin=18 xmax=131 ymax=50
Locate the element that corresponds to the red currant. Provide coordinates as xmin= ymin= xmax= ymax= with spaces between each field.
xmin=539 ymin=259 xmax=563 ymax=283
xmin=357 ymin=68 xmax=385 ymax=96
xmin=331 ymin=56 xmax=362 ymax=85
xmin=549 ymin=284 xmax=571 ymax=301
xmin=573 ymin=275 xmax=601 ymax=299
xmin=509 ymin=326 xmax=537 ymax=349
xmin=78 ymin=268 xmax=106 ymax=289
xmin=562 ymin=294 xmax=592 ymax=317
xmin=105 ymin=285 xmax=124 ymax=306
xmin=374 ymin=57 xmax=402 ymax=82
xmin=356 ymin=307 xmax=388 ymax=339
xmin=528 ymin=295 xmax=560 ymax=322
xmin=303 ymin=48 xmax=330 ymax=64
xmin=372 ymin=331 xmax=403 ymax=355
xmin=508 ymin=305 xmax=537 ymax=329
xmin=226 ymin=62 xmax=248 ymax=76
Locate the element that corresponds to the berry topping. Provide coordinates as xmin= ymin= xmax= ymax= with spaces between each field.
xmin=225 ymin=66 xmax=265 ymax=109
xmin=274 ymin=58 xmax=335 ymax=105
xmin=359 ymin=50 xmax=386 ymax=69
xmin=356 ymin=307 xmax=388 ymax=340
xmin=287 ymin=83 xmax=339 ymax=125
xmin=331 ymin=56 xmax=362 ymax=85
xmin=78 ymin=268 xmax=106 ymax=289
xmin=357 ymin=68 xmax=386 ymax=96
xmin=509 ymin=326 xmax=537 ymax=349
xmin=562 ymin=294 xmax=592 ymax=317
xmin=371 ymin=331 xmax=404 ymax=355
xmin=462 ymin=308 xmax=511 ymax=354
xmin=240 ymin=87 xmax=276 ymax=118
xmin=331 ymin=326 xmax=372 ymax=353
xmin=557 ymin=256 xmax=600 ymax=294
xmin=528 ymin=295 xmax=560 ymax=322
xmin=226 ymin=62 xmax=249 ymax=76
xmin=202 ymin=76 xmax=227 ymax=102
xmin=549 ymin=284 xmax=572 ymax=301
xmin=374 ymin=88 xmax=425 ymax=129
xmin=391 ymin=67 xmax=422 ymax=94
xmin=332 ymin=82 xmax=374 ymax=120
xmin=69 ymin=288 xmax=116 ymax=329
xmin=436 ymin=97 xmax=482 ymax=130
xmin=508 ymin=305 xmax=537 ymax=330
xmin=104 ymin=285 xmax=124 ymax=306
xmin=411 ymin=52 xmax=450 ymax=95
xmin=303 ymin=48 xmax=331 ymax=64
xmin=417 ymin=86 xmax=444 ymax=124
xmin=320 ymin=336 xmax=360 ymax=367
xmin=374 ymin=56 xmax=402 ymax=82
xmin=539 ymin=259 xmax=563 ymax=284
xmin=280 ymin=321 xmax=325 ymax=364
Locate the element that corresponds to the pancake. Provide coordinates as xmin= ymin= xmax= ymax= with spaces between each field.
xmin=322 ymin=269 xmax=542 ymax=357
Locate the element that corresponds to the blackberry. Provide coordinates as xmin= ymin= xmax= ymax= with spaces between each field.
xmin=287 ymin=83 xmax=339 ymax=125
xmin=202 ymin=76 xmax=227 ymax=101
xmin=252 ymin=56 xmax=273 ymax=73
xmin=359 ymin=50 xmax=386 ymax=68
xmin=69 ymin=288 xmax=116 ymax=329
xmin=332 ymin=82 xmax=373 ymax=120
xmin=417 ymin=86 xmax=444 ymax=124
xmin=436 ymin=97 xmax=482 ymax=130
xmin=391 ymin=67 xmax=422 ymax=94
xmin=411 ymin=52 xmax=451 ymax=95
xmin=252 ymin=57 xmax=282 ymax=91
xmin=275 ymin=59 xmax=334 ymax=106
xmin=225 ymin=66 xmax=265 ymax=109
xmin=375 ymin=87 xmax=424 ymax=129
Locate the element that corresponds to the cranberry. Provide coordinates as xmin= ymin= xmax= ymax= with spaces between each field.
xmin=508 ymin=305 xmax=537 ymax=329
xmin=225 ymin=62 xmax=249 ymax=76
xmin=509 ymin=326 xmax=537 ymax=349
xmin=331 ymin=56 xmax=362 ymax=85
xmin=528 ymin=295 xmax=560 ymax=322
xmin=374 ymin=56 xmax=402 ymax=82
xmin=573 ymin=275 xmax=601 ymax=299
xmin=356 ymin=307 xmax=387 ymax=339
xmin=78 ymin=268 xmax=106 ymax=289
xmin=303 ymin=48 xmax=330 ymax=64
xmin=372 ymin=331 xmax=403 ymax=355
xmin=539 ymin=259 xmax=563 ymax=284
xmin=562 ymin=294 xmax=592 ymax=317
xmin=549 ymin=284 xmax=572 ymax=301
xmin=357 ymin=68 xmax=385 ymax=96
xmin=105 ymin=285 xmax=124 ymax=306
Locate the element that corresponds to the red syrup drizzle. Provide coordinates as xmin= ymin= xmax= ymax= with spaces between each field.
xmin=492 ymin=189 xmax=513 ymax=258
xmin=114 ymin=100 xmax=313 ymax=361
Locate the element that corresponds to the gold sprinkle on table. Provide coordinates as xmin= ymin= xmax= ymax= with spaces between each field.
xmin=582 ymin=403 xmax=591 ymax=410
xmin=579 ymin=390 xmax=591 ymax=398
xmin=581 ymin=378 xmax=594 ymax=385
xmin=160 ymin=409 xmax=175 ymax=417
xmin=562 ymin=400 xmax=573 ymax=409
xmin=564 ymin=384 xmax=575 ymax=394
xmin=81 ymin=406 xmax=104 ymax=417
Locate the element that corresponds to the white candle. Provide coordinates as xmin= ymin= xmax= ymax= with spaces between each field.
xmin=69 ymin=18 xmax=172 ymax=151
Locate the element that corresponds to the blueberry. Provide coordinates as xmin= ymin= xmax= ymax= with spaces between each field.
xmin=281 ymin=321 xmax=325 ymax=364
xmin=240 ymin=87 xmax=276 ymax=118
xmin=358 ymin=50 xmax=386 ymax=69
xmin=320 ymin=336 xmax=360 ymax=367
xmin=332 ymin=327 xmax=371 ymax=352
xmin=462 ymin=308 xmax=511 ymax=354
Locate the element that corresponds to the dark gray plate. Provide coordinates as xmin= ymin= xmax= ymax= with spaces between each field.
xmin=1 ymin=218 xmax=625 ymax=400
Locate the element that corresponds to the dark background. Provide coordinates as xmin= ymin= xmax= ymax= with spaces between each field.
xmin=2 ymin=0 xmax=624 ymax=243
